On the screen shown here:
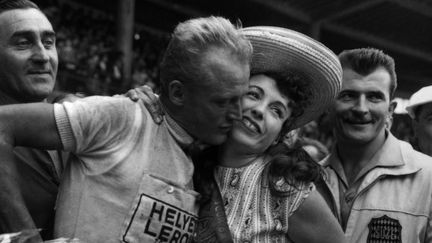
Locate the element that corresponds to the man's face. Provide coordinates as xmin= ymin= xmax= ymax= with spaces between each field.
xmin=413 ymin=102 xmax=432 ymax=156
xmin=330 ymin=68 xmax=394 ymax=145
xmin=0 ymin=8 xmax=58 ymax=102
xmin=181 ymin=47 xmax=250 ymax=145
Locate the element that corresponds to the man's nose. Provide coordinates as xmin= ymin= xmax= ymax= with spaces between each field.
xmin=227 ymin=99 xmax=242 ymax=121
xmin=31 ymin=43 xmax=50 ymax=63
xmin=352 ymin=96 xmax=368 ymax=114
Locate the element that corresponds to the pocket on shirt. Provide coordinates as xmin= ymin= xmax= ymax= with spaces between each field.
xmin=121 ymin=173 xmax=199 ymax=243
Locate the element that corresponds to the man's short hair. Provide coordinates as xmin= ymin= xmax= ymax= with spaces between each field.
xmin=338 ymin=48 xmax=397 ymax=99
xmin=0 ymin=0 xmax=39 ymax=14
xmin=159 ymin=16 xmax=252 ymax=96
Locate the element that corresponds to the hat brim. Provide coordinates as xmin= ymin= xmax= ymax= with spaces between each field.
xmin=406 ymin=101 xmax=432 ymax=119
xmin=406 ymin=85 xmax=432 ymax=119
xmin=242 ymin=26 xmax=342 ymax=129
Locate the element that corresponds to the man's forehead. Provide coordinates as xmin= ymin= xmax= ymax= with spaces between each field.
xmin=0 ymin=8 xmax=53 ymax=36
xmin=341 ymin=68 xmax=391 ymax=93
xmin=200 ymin=47 xmax=250 ymax=91
xmin=207 ymin=79 xmax=248 ymax=98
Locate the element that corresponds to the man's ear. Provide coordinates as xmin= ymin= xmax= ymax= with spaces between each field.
xmin=389 ymin=99 xmax=397 ymax=115
xmin=168 ymin=80 xmax=185 ymax=106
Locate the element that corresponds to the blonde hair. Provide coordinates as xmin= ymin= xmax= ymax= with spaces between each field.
xmin=159 ymin=16 xmax=252 ymax=95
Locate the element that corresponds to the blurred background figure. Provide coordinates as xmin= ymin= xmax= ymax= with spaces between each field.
xmin=298 ymin=137 xmax=330 ymax=163
xmin=284 ymin=122 xmax=330 ymax=163
xmin=406 ymin=85 xmax=432 ymax=157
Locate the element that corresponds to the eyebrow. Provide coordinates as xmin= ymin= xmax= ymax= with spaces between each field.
xmin=275 ymin=100 xmax=289 ymax=114
xmin=11 ymin=30 xmax=56 ymax=39
xmin=339 ymin=89 xmax=385 ymax=96
xmin=338 ymin=89 xmax=356 ymax=95
xmin=367 ymin=90 xmax=385 ymax=96
xmin=250 ymin=85 xmax=289 ymax=113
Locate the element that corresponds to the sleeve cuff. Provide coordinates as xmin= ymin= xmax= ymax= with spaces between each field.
xmin=54 ymin=103 xmax=76 ymax=151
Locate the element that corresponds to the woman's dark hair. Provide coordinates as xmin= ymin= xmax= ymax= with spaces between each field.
xmin=261 ymin=71 xmax=321 ymax=196
xmin=266 ymin=143 xmax=322 ymax=197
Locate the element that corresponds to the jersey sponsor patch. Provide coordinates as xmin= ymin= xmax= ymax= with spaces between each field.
xmin=122 ymin=193 xmax=197 ymax=243
xmin=367 ymin=215 xmax=401 ymax=243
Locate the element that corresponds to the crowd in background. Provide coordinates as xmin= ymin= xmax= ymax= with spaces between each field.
xmin=40 ymin=0 xmax=167 ymax=95
xmin=38 ymin=0 xmax=415 ymax=157
xmin=3 ymin=0 xmax=432 ymax=241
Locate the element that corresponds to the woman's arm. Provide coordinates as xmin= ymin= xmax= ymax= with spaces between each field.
xmin=287 ymin=190 xmax=346 ymax=243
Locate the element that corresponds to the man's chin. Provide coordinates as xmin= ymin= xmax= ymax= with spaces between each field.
xmin=202 ymin=133 xmax=228 ymax=146
xmin=339 ymin=129 xmax=374 ymax=144
xmin=25 ymin=89 xmax=54 ymax=102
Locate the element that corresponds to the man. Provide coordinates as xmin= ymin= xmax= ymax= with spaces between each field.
xmin=406 ymin=85 xmax=432 ymax=156
xmin=0 ymin=0 xmax=60 ymax=240
xmin=0 ymin=15 xmax=252 ymax=242
xmin=318 ymin=48 xmax=432 ymax=242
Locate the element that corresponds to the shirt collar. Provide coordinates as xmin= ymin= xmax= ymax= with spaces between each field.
xmin=368 ymin=131 xmax=404 ymax=167
xmin=322 ymin=131 xmax=420 ymax=182
xmin=322 ymin=149 xmax=348 ymax=185
xmin=161 ymin=105 xmax=195 ymax=150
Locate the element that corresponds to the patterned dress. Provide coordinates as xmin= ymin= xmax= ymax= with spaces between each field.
xmin=215 ymin=157 xmax=314 ymax=243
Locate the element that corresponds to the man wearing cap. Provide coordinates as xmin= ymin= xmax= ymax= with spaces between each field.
xmin=406 ymin=85 xmax=432 ymax=157
xmin=0 ymin=16 xmax=252 ymax=242
xmin=317 ymin=48 xmax=432 ymax=243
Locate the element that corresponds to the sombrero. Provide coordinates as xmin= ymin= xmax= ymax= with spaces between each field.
xmin=242 ymin=26 xmax=342 ymax=129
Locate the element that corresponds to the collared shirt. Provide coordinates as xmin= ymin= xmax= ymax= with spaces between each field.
xmin=328 ymin=132 xmax=404 ymax=230
xmin=319 ymin=132 xmax=432 ymax=243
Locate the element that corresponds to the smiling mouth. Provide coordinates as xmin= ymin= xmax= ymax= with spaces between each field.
xmin=241 ymin=117 xmax=260 ymax=133
xmin=344 ymin=116 xmax=373 ymax=124
xmin=344 ymin=121 xmax=374 ymax=129
xmin=346 ymin=120 xmax=372 ymax=125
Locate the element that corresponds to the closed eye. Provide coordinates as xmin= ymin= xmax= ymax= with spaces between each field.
xmin=246 ymin=90 xmax=259 ymax=100
xmin=270 ymin=104 xmax=288 ymax=119
xmin=245 ymin=86 xmax=262 ymax=100
xmin=271 ymin=107 xmax=283 ymax=118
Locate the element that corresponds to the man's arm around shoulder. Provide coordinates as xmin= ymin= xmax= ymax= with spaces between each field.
xmin=0 ymin=103 xmax=62 ymax=241
xmin=0 ymin=103 xmax=62 ymax=150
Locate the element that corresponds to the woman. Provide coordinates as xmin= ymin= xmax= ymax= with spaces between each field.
xmin=192 ymin=27 xmax=345 ymax=243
